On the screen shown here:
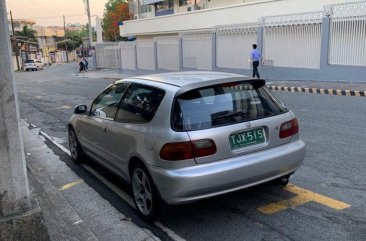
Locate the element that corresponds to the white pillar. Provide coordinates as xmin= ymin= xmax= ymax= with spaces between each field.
xmin=0 ymin=0 xmax=31 ymax=216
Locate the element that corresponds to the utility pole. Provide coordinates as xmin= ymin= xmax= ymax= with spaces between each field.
xmin=86 ymin=0 xmax=93 ymax=55
xmin=0 ymin=0 xmax=30 ymax=216
xmin=63 ymin=14 xmax=69 ymax=63
xmin=10 ymin=10 xmax=20 ymax=71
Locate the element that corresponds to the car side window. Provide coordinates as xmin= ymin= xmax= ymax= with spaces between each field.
xmin=115 ymin=84 xmax=165 ymax=124
xmin=90 ymin=83 xmax=129 ymax=119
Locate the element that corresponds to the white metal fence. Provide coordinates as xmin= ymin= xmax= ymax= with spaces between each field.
xmin=156 ymin=37 xmax=180 ymax=71
xmin=120 ymin=42 xmax=136 ymax=70
xmin=262 ymin=12 xmax=323 ymax=69
xmin=181 ymin=30 xmax=213 ymax=70
xmin=96 ymin=42 xmax=121 ymax=68
xmin=136 ymin=40 xmax=156 ymax=70
xmin=216 ymin=23 xmax=258 ymax=69
xmin=329 ymin=1 xmax=366 ymax=66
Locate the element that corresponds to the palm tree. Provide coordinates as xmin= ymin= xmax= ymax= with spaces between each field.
xmin=15 ymin=26 xmax=38 ymax=60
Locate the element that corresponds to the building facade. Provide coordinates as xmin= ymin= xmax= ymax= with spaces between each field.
xmin=35 ymin=26 xmax=66 ymax=63
xmin=122 ymin=0 xmax=357 ymax=38
xmin=8 ymin=18 xmax=36 ymax=35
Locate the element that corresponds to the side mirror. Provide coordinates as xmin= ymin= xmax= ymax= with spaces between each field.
xmin=74 ymin=104 xmax=88 ymax=114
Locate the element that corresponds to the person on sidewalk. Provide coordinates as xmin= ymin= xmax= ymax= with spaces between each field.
xmin=250 ymin=44 xmax=261 ymax=79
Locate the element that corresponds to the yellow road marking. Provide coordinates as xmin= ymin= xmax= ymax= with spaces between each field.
xmin=258 ymin=184 xmax=351 ymax=214
xmin=55 ymin=105 xmax=72 ymax=110
xmin=258 ymin=195 xmax=311 ymax=214
xmin=59 ymin=179 xmax=84 ymax=191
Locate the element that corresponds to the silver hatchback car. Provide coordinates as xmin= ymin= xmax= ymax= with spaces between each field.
xmin=68 ymin=72 xmax=306 ymax=220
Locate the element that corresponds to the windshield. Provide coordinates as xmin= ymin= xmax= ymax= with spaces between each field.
xmin=172 ymin=81 xmax=289 ymax=131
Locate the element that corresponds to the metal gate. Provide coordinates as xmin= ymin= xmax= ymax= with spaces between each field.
xmin=136 ymin=40 xmax=156 ymax=70
xmin=329 ymin=1 xmax=366 ymax=66
xmin=181 ymin=30 xmax=213 ymax=70
xmin=216 ymin=23 xmax=258 ymax=69
xmin=120 ymin=42 xmax=136 ymax=70
xmin=156 ymin=37 xmax=180 ymax=71
xmin=95 ymin=42 xmax=121 ymax=68
xmin=262 ymin=12 xmax=323 ymax=69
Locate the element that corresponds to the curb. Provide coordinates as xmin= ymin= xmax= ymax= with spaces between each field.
xmin=268 ymin=85 xmax=366 ymax=97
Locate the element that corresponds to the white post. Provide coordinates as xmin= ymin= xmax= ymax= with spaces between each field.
xmin=0 ymin=0 xmax=31 ymax=216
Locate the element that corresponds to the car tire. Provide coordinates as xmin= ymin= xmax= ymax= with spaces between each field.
xmin=131 ymin=162 xmax=159 ymax=221
xmin=68 ymin=127 xmax=84 ymax=163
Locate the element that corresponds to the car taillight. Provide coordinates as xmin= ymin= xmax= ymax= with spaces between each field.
xmin=279 ymin=118 xmax=299 ymax=138
xmin=160 ymin=139 xmax=217 ymax=161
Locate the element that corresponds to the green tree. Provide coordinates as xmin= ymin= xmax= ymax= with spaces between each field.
xmin=102 ymin=0 xmax=130 ymax=41
xmin=15 ymin=25 xmax=38 ymax=53
xmin=57 ymin=30 xmax=83 ymax=51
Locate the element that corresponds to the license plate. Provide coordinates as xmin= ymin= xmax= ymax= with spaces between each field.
xmin=229 ymin=128 xmax=265 ymax=150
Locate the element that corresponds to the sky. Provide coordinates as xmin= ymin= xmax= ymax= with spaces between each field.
xmin=6 ymin=0 xmax=109 ymax=27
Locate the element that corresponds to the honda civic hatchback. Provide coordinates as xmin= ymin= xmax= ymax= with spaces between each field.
xmin=68 ymin=72 xmax=306 ymax=220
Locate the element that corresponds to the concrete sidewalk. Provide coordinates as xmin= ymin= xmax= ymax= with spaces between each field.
xmin=21 ymin=120 xmax=159 ymax=241
xmin=78 ymin=68 xmax=366 ymax=93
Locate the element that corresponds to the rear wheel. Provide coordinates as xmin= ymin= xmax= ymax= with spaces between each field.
xmin=131 ymin=163 xmax=159 ymax=221
xmin=68 ymin=127 xmax=84 ymax=163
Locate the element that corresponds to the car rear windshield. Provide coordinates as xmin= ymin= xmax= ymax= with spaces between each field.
xmin=25 ymin=60 xmax=35 ymax=63
xmin=172 ymin=81 xmax=289 ymax=131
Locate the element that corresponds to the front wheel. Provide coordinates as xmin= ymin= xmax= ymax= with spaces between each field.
xmin=68 ymin=127 xmax=84 ymax=163
xmin=131 ymin=163 xmax=159 ymax=221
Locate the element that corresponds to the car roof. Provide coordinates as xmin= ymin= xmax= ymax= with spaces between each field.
xmin=115 ymin=71 xmax=254 ymax=88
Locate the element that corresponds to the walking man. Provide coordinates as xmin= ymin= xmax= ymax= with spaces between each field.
xmin=250 ymin=44 xmax=261 ymax=79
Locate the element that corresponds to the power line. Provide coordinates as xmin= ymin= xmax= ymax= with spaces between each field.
xmin=8 ymin=13 xmax=102 ymax=19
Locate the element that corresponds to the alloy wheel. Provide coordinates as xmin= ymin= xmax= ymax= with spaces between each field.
xmin=68 ymin=129 xmax=78 ymax=160
xmin=132 ymin=168 xmax=153 ymax=216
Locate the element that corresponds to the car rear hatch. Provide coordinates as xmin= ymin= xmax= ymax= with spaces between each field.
xmin=171 ymin=79 xmax=298 ymax=164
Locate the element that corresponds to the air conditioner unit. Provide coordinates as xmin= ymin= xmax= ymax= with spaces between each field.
xmin=187 ymin=4 xmax=199 ymax=12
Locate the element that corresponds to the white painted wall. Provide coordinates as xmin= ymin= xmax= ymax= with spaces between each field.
xmin=120 ymin=0 xmax=356 ymax=37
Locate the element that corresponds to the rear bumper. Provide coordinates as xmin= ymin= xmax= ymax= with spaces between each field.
xmin=149 ymin=140 xmax=306 ymax=204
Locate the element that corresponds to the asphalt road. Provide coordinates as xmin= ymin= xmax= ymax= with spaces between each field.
xmin=15 ymin=63 xmax=366 ymax=241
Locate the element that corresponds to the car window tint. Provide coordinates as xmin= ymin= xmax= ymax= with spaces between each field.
xmin=116 ymin=84 xmax=165 ymax=124
xmin=172 ymin=82 xmax=289 ymax=131
xmin=90 ymin=83 xmax=129 ymax=119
